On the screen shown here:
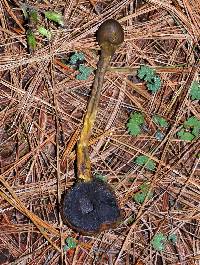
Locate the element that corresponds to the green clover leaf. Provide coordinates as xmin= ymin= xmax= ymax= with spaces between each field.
xmin=126 ymin=112 xmax=145 ymax=136
xmin=135 ymin=155 xmax=156 ymax=171
xmin=151 ymin=233 xmax=167 ymax=251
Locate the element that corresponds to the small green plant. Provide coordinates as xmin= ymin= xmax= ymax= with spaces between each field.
xmin=133 ymin=182 xmax=153 ymax=204
xmin=135 ymin=155 xmax=156 ymax=171
xmin=189 ymin=81 xmax=200 ymax=100
xmin=184 ymin=116 xmax=200 ymax=131
xmin=67 ymin=53 xmax=93 ymax=80
xmin=21 ymin=5 xmax=39 ymax=24
xmin=137 ymin=65 xmax=162 ymax=93
xmin=29 ymin=9 xmax=38 ymax=24
xmin=69 ymin=52 xmax=85 ymax=65
xmin=177 ymin=129 xmax=194 ymax=141
xmin=137 ymin=65 xmax=155 ymax=81
xmin=151 ymin=233 xmax=167 ymax=251
xmin=26 ymin=29 xmax=37 ymax=50
xmin=44 ymin=11 xmax=64 ymax=26
xmin=126 ymin=112 xmax=145 ymax=136
xmin=76 ymin=64 xmax=93 ymax=80
xmin=63 ymin=237 xmax=77 ymax=251
xmin=177 ymin=116 xmax=200 ymax=141
xmin=147 ymin=75 xmax=162 ymax=93
xmin=22 ymin=5 xmax=64 ymax=51
xmin=37 ymin=26 xmax=51 ymax=39
xmin=168 ymin=234 xmax=177 ymax=245
xmin=153 ymin=115 xmax=169 ymax=128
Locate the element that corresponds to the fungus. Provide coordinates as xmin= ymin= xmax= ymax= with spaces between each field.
xmin=62 ymin=19 xmax=124 ymax=234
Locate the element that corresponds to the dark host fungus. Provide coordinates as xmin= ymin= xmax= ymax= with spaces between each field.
xmin=62 ymin=19 xmax=124 ymax=234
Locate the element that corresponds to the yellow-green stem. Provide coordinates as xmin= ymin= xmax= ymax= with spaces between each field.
xmin=77 ymin=53 xmax=111 ymax=182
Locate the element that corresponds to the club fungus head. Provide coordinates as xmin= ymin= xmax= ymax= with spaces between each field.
xmin=96 ymin=19 xmax=124 ymax=57
xmin=62 ymin=179 xmax=121 ymax=235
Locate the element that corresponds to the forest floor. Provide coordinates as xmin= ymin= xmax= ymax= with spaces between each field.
xmin=0 ymin=0 xmax=199 ymax=264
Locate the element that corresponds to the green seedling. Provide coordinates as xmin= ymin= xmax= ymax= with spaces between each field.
xmin=153 ymin=115 xmax=168 ymax=128
xmin=190 ymin=81 xmax=200 ymax=100
xmin=29 ymin=9 xmax=38 ymax=24
xmin=44 ymin=11 xmax=64 ymax=26
xmin=126 ymin=112 xmax=145 ymax=136
xmin=184 ymin=116 xmax=200 ymax=130
xmin=151 ymin=233 xmax=167 ymax=251
xmin=76 ymin=64 xmax=93 ymax=80
xmin=21 ymin=5 xmax=38 ymax=24
xmin=22 ymin=6 xmax=63 ymax=52
xmin=38 ymin=26 xmax=51 ymax=39
xmin=67 ymin=52 xmax=93 ymax=80
xmin=26 ymin=29 xmax=36 ymax=51
xmin=69 ymin=52 xmax=85 ymax=65
xmin=137 ymin=65 xmax=162 ymax=93
xmin=133 ymin=182 xmax=153 ymax=204
xmin=137 ymin=65 xmax=155 ymax=81
xmin=147 ymin=75 xmax=162 ymax=93
xmin=168 ymin=234 xmax=177 ymax=245
xmin=177 ymin=129 xmax=194 ymax=141
xmin=135 ymin=155 xmax=156 ymax=171
xmin=177 ymin=116 xmax=200 ymax=141
xmin=184 ymin=116 xmax=200 ymax=138
xmin=63 ymin=237 xmax=77 ymax=251
xmin=22 ymin=6 xmax=38 ymax=51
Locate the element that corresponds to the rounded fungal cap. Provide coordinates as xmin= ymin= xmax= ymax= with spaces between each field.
xmin=96 ymin=19 xmax=124 ymax=55
xmin=62 ymin=179 xmax=121 ymax=234
xmin=97 ymin=19 xmax=124 ymax=46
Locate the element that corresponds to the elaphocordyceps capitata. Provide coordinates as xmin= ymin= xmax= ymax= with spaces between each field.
xmin=62 ymin=19 xmax=124 ymax=235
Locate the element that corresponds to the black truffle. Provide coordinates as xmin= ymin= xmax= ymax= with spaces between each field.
xmin=62 ymin=179 xmax=121 ymax=234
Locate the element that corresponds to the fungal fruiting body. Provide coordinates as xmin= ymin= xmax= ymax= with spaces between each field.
xmin=63 ymin=179 xmax=121 ymax=234
xmin=77 ymin=19 xmax=124 ymax=183
xmin=62 ymin=19 xmax=124 ymax=234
